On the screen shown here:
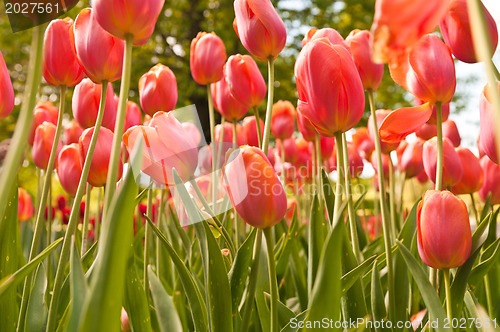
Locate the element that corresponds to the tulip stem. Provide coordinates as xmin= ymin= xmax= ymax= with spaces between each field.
xmin=388 ymin=160 xmax=399 ymax=238
xmin=233 ymin=121 xmax=240 ymax=247
xmin=81 ymin=183 xmax=92 ymax=255
xmin=367 ymin=89 xmax=395 ymax=323
xmin=144 ymin=186 xmax=153 ymax=291
xmin=342 ymin=133 xmax=362 ymax=262
xmin=443 ymin=269 xmax=453 ymax=324
xmin=332 ymin=132 xmax=344 ymax=227
xmin=315 ymin=133 xmax=324 ymax=207
xmin=240 ymin=229 xmax=262 ymax=332
xmin=207 ymin=84 xmax=219 ymax=210
xmin=264 ymin=227 xmax=279 ymax=332
xmin=254 ymin=106 xmax=263 ymax=148
xmin=262 ymin=58 xmax=275 ymax=155
xmin=46 ymin=81 xmax=108 ymax=332
xmin=17 ymin=83 xmax=65 ymax=331
xmin=435 ymin=102 xmax=444 ymax=191
xmin=469 ymin=193 xmax=480 ymax=223
xmin=102 ymin=33 xmax=134 ymax=221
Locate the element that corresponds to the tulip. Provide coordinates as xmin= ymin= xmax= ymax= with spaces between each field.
xmin=319 ymin=136 xmax=335 ymax=160
xmin=225 ymin=55 xmax=266 ymax=109
xmin=396 ymin=140 xmax=408 ymax=162
xmin=215 ymin=122 xmax=246 ymax=146
xmin=440 ymin=0 xmax=498 ymax=63
xmin=296 ymin=110 xmax=316 ymax=142
xmin=398 ymin=139 xmax=424 ymax=178
xmin=378 ymin=103 xmax=434 ymax=144
xmin=368 ymin=109 xmax=400 ymax=153
xmin=416 ymin=123 xmax=437 ymax=141
xmin=415 ymin=97 xmax=450 ymax=125
xmin=29 ymin=102 xmax=59 ymax=146
xmin=345 ymin=29 xmax=384 ymax=91
xmin=330 ymin=141 xmax=364 ymax=177
xmin=139 ymin=64 xmax=178 ymax=117
xmin=190 ymin=32 xmax=227 ymax=85
xmin=271 ymin=100 xmax=296 ymax=140
xmin=183 ymin=122 xmax=203 ymax=147
xmin=18 ymin=188 xmax=34 ymax=222
xmin=233 ymin=0 xmax=287 ymax=61
xmin=302 ymin=28 xmax=318 ymax=47
xmin=57 ymin=143 xmax=83 ymax=196
xmin=417 ymin=190 xmax=471 ymax=269
xmin=294 ymin=138 xmax=313 ymax=168
xmin=0 ymin=50 xmax=14 ymax=120
xmin=79 ymin=127 xmax=122 ymax=187
xmin=451 ymin=147 xmax=483 ymax=195
xmin=442 ymin=120 xmax=461 ymax=147
xmin=479 ymin=82 xmax=500 ymax=164
xmin=43 ymin=18 xmax=84 ymax=87
xmin=72 ymin=8 xmax=124 ymax=83
xmin=211 ymin=73 xmax=248 ymax=122
xmin=56 ymin=195 xmax=67 ymax=211
xmin=223 ymin=146 xmax=287 ymax=228
xmin=72 ymin=79 xmax=117 ymax=130
xmin=352 ymin=127 xmax=374 ymax=160
xmin=416 ymin=169 xmax=429 ymax=184
xmin=478 ymin=156 xmax=500 ymax=205
xmin=242 ymin=116 xmax=264 ymax=147
xmin=308 ymin=28 xmax=347 ymax=48
xmin=276 ymin=137 xmax=298 ymax=164
xmin=422 ymin=137 xmax=463 ymax=188
xmin=371 ymin=0 xmax=450 ymax=63
xmin=124 ymin=101 xmax=143 ymax=132
xmin=33 ymin=122 xmax=62 ymax=170
xmin=92 ymin=0 xmax=165 ymax=46
xmin=371 ymin=152 xmax=391 ymax=179
xmin=389 ymin=34 xmax=456 ymax=104
xmin=63 ymin=120 xmax=84 ymax=145
xmin=123 ymin=111 xmax=198 ymax=185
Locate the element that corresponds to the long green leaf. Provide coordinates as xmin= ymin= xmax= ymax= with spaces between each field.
xmin=308 ymin=193 xmax=326 ymax=294
xmin=370 ymin=261 xmax=386 ymax=332
xmin=123 ymin=257 xmax=152 ymax=332
xmin=341 ymin=255 xmax=376 ymax=296
xmin=468 ymin=238 xmax=500 ymax=287
xmin=322 ymin=169 xmax=335 ymax=222
xmin=148 ymin=266 xmax=182 ymax=332
xmin=229 ymin=228 xmax=256 ymax=312
xmin=25 ymin=264 xmax=48 ymax=332
xmin=64 ymin=238 xmax=88 ymax=332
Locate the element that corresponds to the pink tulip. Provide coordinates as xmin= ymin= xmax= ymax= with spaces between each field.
xmin=479 ymin=82 xmax=500 ymax=164
xmin=416 ymin=123 xmax=437 ymax=141
xmin=371 ymin=152 xmax=392 ymax=179
xmin=415 ymin=97 xmax=450 ymax=125
xmin=399 ymin=139 xmax=424 ymax=178
xmin=276 ymin=137 xmax=298 ymax=164
xmin=225 ymin=55 xmax=266 ymax=109
xmin=319 ymin=136 xmax=335 ymax=160
xmin=242 ymin=116 xmax=264 ymax=147
xmin=0 ymin=50 xmax=15 ymax=120
xmin=139 ymin=64 xmax=178 ymax=117
xmin=478 ymin=155 xmax=500 ymax=205
xmin=352 ymin=127 xmax=374 ymax=161
xmin=29 ymin=102 xmax=59 ymax=146
xmin=33 ymin=122 xmax=62 ymax=170
xmin=302 ymin=28 xmax=318 ymax=47
xmin=72 ymin=79 xmax=116 ymax=130
xmin=124 ymin=101 xmax=143 ymax=132
xmin=57 ymin=143 xmax=83 ymax=196
xmin=423 ymin=137 xmax=463 ymax=188
xmin=442 ymin=119 xmax=461 ymax=147
xmin=183 ymin=122 xmax=203 ymax=147
xmin=215 ymin=122 xmax=246 ymax=146
xmin=451 ymin=147 xmax=483 ymax=195
xmin=330 ymin=141 xmax=364 ymax=178
xmin=63 ymin=120 xmax=84 ymax=145
xmin=368 ymin=109 xmax=400 ymax=153
xmin=211 ymin=72 xmax=248 ymax=122
xmin=309 ymin=28 xmax=347 ymax=48
xmin=296 ymin=110 xmax=317 ymax=142
xmin=190 ymin=32 xmax=227 ymax=85
xmin=271 ymin=100 xmax=296 ymax=140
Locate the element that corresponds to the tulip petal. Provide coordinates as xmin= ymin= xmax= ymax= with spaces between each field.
xmin=379 ymin=103 xmax=433 ymax=144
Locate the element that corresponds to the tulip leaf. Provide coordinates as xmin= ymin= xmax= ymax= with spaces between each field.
xmin=64 ymin=238 xmax=88 ymax=332
xmin=395 ymin=240 xmax=448 ymax=332
xmin=308 ymin=193 xmax=326 ymax=294
xmin=25 ymin=264 xmax=48 ymax=332
xmin=148 ymin=266 xmax=183 ymax=332
xmin=280 ymin=310 xmax=308 ymax=332
xmin=341 ymin=254 xmax=376 ymax=296
xmin=370 ymin=260 xmax=386 ymax=330
xmin=468 ymin=237 xmax=500 ymax=287
xmin=321 ymin=169 xmax=335 ymax=222
xmin=229 ymin=227 xmax=256 ymax=312
xmin=123 ymin=257 xmax=152 ymax=332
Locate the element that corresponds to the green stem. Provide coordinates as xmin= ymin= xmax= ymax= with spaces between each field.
xmin=232 ymin=121 xmax=240 ymax=247
xmin=315 ymin=133 xmax=323 ymax=207
xmin=144 ymin=186 xmax=153 ymax=290
xmin=102 ymin=34 xmax=133 ymax=220
xmin=81 ymin=183 xmax=92 ymax=255
xmin=264 ymin=227 xmax=278 ymax=332
xmin=17 ymin=83 xmax=65 ymax=330
xmin=388 ymin=160 xmax=398 ymax=239
xmin=435 ymin=102 xmax=443 ymax=191
xmin=332 ymin=132 xmax=344 ymax=225
xmin=254 ymin=106 xmax=263 ymax=148
xmin=398 ymin=173 xmax=406 ymax=219
xmin=367 ymin=89 xmax=395 ymax=322
xmin=207 ymin=84 xmax=218 ymax=208
xmin=342 ymin=133 xmax=362 ymax=262
xmin=469 ymin=193 xmax=480 ymax=223
xmin=261 ymin=58 xmax=275 ymax=155
xmin=443 ymin=269 xmax=453 ymax=324
xmin=45 ymin=81 xmax=108 ymax=332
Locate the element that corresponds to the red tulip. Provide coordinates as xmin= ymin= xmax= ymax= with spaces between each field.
xmin=295 ymin=38 xmax=364 ymax=136
xmin=123 ymin=111 xmax=198 ymax=185
xmin=423 ymin=137 xmax=463 ymax=188
xmin=352 ymin=127 xmax=374 ymax=161
xmin=451 ymin=147 xmax=483 ymax=195
xmin=225 ymin=55 xmax=266 ymax=109
xmin=389 ymin=34 xmax=456 ymax=104
xmin=398 ymin=139 xmax=424 ymax=178
xmin=57 ymin=143 xmax=83 ymax=196
xmin=29 ymin=102 xmax=59 ymax=146
xmin=478 ymin=156 xmax=500 ymax=205
xmin=215 ymin=122 xmax=246 ymax=146
xmin=479 ymin=82 xmax=500 ymax=164
xmin=440 ymin=0 xmax=498 ymax=63
xmin=139 ymin=64 xmax=178 ymax=116
xmin=242 ymin=116 xmax=264 ymax=147
xmin=296 ymin=110 xmax=316 ymax=142
xmin=124 ymin=101 xmax=143 ymax=132
xmin=371 ymin=0 xmax=450 ymax=63
xmin=92 ymin=0 xmax=165 ymax=46
xmin=33 ymin=122 xmax=62 ymax=170
xmin=345 ymin=29 xmax=384 ymax=91
xmin=72 ymin=8 xmax=124 ymax=83
xmin=223 ymin=146 xmax=287 ymax=228
xmin=417 ymin=190 xmax=471 ymax=269
xmin=72 ymin=79 xmax=116 ymax=130
xmin=0 ymin=50 xmax=14 ymax=120
xmin=416 ymin=169 xmax=429 ymax=183
xmin=276 ymin=137 xmax=298 ymax=164
xmin=302 ymin=28 xmax=318 ymax=47
xmin=63 ymin=120 xmax=84 ymax=145
xmin=329 ymin=141 xmax=364 ymax=178
xmin=319 ymin=136 xmax=335 ymax=160
xmin=415 ymin=123 xmax=437 ymax=141
xmin=371 ymin=152 xmax=391 ymax=179
xmin=415 ymin=97 xmax=450 ymax=125
xmin=368 ymin=109 xmax=400 ymax=153
xmin=211 ymin=72 xmax=248 ymax=122
xmin=442 ymin=119 xmax=461 ymax=147
xmin=79 ymin=126 xmax=122 ymax=187
xmin=18 ymin=188 xmax=34 ymax=222
xmin=308 ymin=28 xmax=347 ymax=48
xmin=190 ymin=32 xmax=227 ymax=85
xmin=271 ymin=100 xmax=296 ymax=140
xmin=233 ymin=0 xmax=287 ymax=61
xmin=378 ymin=103 xmax=433 ymax=144
xmin=294 ymin=138 xmax=313 ymax=168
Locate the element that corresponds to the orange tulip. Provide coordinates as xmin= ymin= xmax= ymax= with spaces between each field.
xmin=479 ymin=82 xmax=500 ymax=164
xmin=223 ymin=146 xmax=287 ymax=228
xmin=442 ymin=119 xmax=461 ymax=147
xmin=139 ymin=64 xmax=178 ymax=117
xmin=190 ymin=32 xmax=227 ymax=85
xmin=415 ymin=123 xmax=437 ymax=141
xmin=242 ymin=116 xmax=264 ymax=147
xmin=398 ymin=139 xmax=424 ymax=178
xmin=28 ymin=102 xmax=59 ymax=146
xmin=479 ymin=155 xmax=500 ymax=205
xmin=369 ymin=109 xmax=400 ymax=153
xmin=417 ymin=190 xmax=471 ymax=269
xmin=415 ymin=97 xmax=450 ymax=125
xmin=18 ymin=188 xmax=34 ymax=222
xmin=451 ymin=147 xmax=483 ymax=195
xmin=233 ymin=0 xmax=287 ymax=61
xmin=225 ymin=55 xmax=266 ymax=109
xmin=378 ymin=103 xmax=434 ymax=144
xmin=63 ymin=120 xmax=84 ymax=145
xmin=92 ymin=0 xmax=165 ymax=46
xmin=33 ymin=122 xmax=62 ymax=170
xmin=352 ymin=127 xmax=374 ymax=161
xmin=271 ymin=100 xmax=296 ymax=140
xmin=302 ymin=28 xmax=318 ymax=47
xmin=57 ymin=143 xmax=83 ymax=196
xmin=295 ymin=38 xmax=364 ymax=136
xmin=72 ymin=79 xmax=116 ymax=130
xmin=211 ymin=72 xmax=248 ymax=122
xmin=296 ymin=110 xmax=316 ymax=142
xmin=0 ymin=50 xmax=14 ymax=120
xmin=72 ymin=8 xmax=124 ymax=83
xmin=423 ymin=137 xmax=463 ymax=188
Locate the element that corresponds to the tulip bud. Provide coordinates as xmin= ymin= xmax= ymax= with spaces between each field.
xmin=414 ymin=97 xmax=450 ymax=125
xmin=479 ymin=82 xmax=500 ymax=164
xmin=276 ymin=137 xmax=298 ymax=164
xmin=352 ymin=127 xmax=374 ymax=161
xmin=29 ymin=102 xmax=59 ymax=146
xmin=296 ymin=110 xmax=317 ymax=142
xmin=0 ymin=50 xmax=14 ymax=120
xmin=415 ymin=123 xmax=437 ymax=141
xmin=183 ymin=122 xmax=203 ymax=147
xmin=43 ymin=18 xmax=84 ymax=87
xmin=79 ymin=127 xmax=122 ymax=187
xmin=319 ymin=136 xmax=335 ymax=160
xmin=57 ymin=143 xmax=83 ymax=196
xmin=33 ymin=122 xmax=62 ymax=170
xmin=233 ymin=0 xmax=287 ymax=61
xmin=295 ymin=138 xmax=313 ymax=168
xmin=139 ymin=64 xmax=178 ymax=117
xmin=450 ymin=147 xmax=483 ymax=195
xmin=18 ymin=188 xmax=34 ymax=222
xmin=93 ymin=0 xmax=165 ymax=46
xmin=124 ymin=101 xmax=143 ymax=132
xmin=223 ymin=146 xmax=287 ymax=228
xmin=368 ymin=109 xmax=400 ymax=154
xmin=345 ymin=29 xmax=384 ymax=91
xmin=72 ymin=79 xmax=116 ymax=130
xmin=398 ymin=139 xmax=424 ymax=178
xmin=295 ymin=38 xmax=364 ymax=136
xmin=215 ymin=122 xmax=246 ymax=146
xmin=271 ymin=100 xmax=296 ymax=140
xmin=309 ymin=28 xmax=347 ymax=48
xmin=242 ymin=116 xmax=264 ymax=147
xmin=225 ymin=55 xmax=266 ymax=109
xmin=417 ymin=190 xmax=471 ymax=269
xmin=442 ymin=119 xmax=461 ymax=147
xmin=329 ymin=141 xmax=364 ymax=178
xmin=371 ymin=152 xmax=392 ymax=179
xmin=302 ymin=28 xmax=318 ymax=47
xmin=72 ymin=8 xmax=124 ymax=83
xmin=63 ymin=120 xmax=84 ymax=145
xmin=440 ymin=0 xmax=498 ymax=63
xmin=211 ymin=73 xmax=248 ymax=122
xmin=423 ymin=137 xmax=463 ymax=188
xmin=478 ymin=156 xmax=500 ymax=205
xmin=190 ymin=32 xmax=227 ymax=85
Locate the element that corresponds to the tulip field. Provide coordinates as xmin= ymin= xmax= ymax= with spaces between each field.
xmin=2 ymin=0 xmax=500 ymax=331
